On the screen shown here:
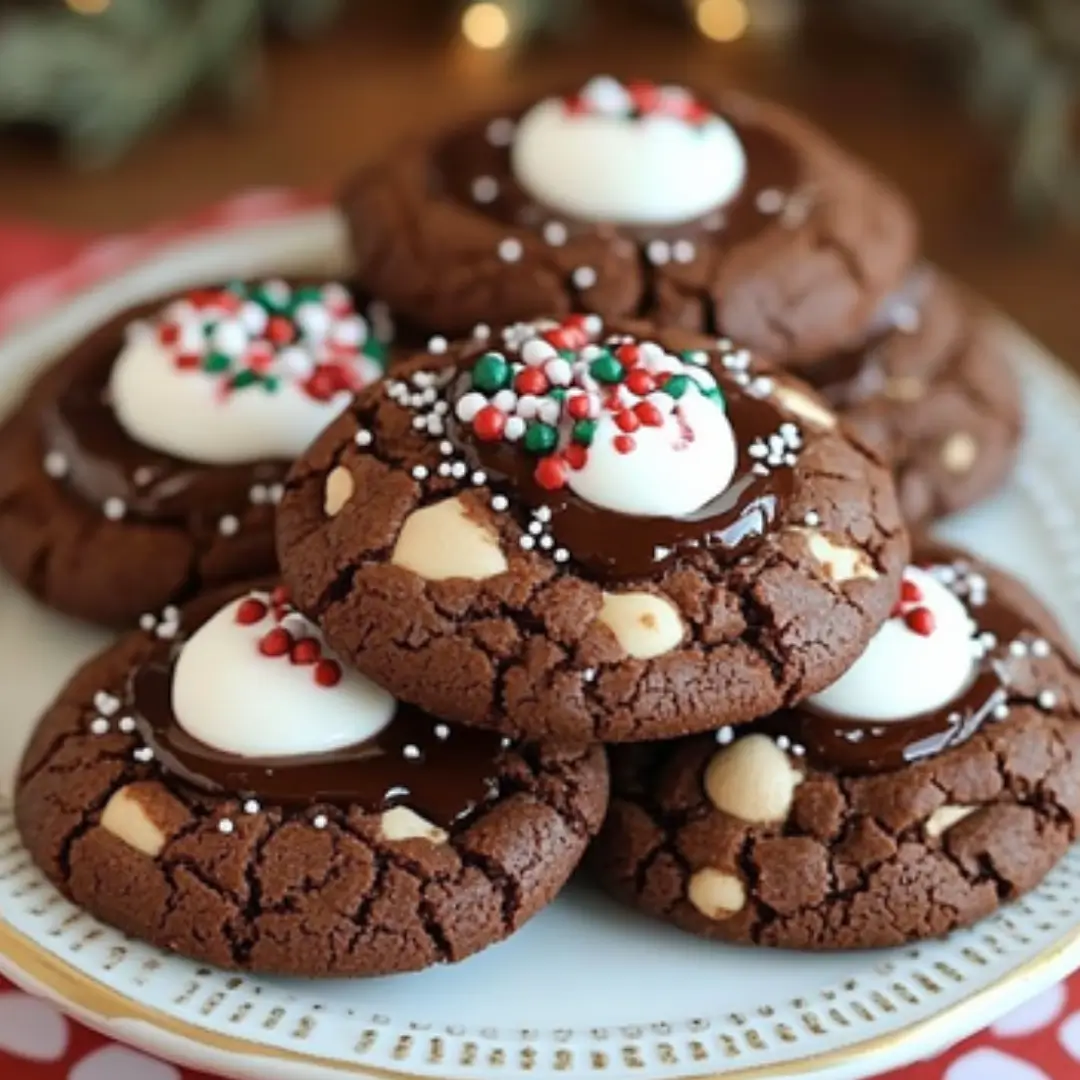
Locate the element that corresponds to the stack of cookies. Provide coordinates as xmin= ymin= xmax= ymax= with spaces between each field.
xmin=5 ymin=77 xmax=1078 ymax=977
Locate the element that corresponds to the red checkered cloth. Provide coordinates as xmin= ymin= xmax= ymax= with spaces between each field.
xmin=0 ymin=192 xmax=1078 ymax=1080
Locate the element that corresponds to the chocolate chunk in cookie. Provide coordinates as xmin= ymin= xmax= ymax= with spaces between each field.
xmin=807 ymin=269 xmax=1021 ymax=526
xmin=276 ymin=315 xmax=909 ymax=742
xmin=340 ymin=77 xmax=917 ymax=364
xmin=593 ymin=544 xmax=1080 ymax=948
xmin=0 ymin=281 xmax=392 ymax=626
xmin=16 ymin=583 xmax=608 ymax=977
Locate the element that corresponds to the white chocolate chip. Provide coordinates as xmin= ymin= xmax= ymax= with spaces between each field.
xmin=597 ymin=591 xmax=684 ymax=660
xmin=687 ymin=867 xmax=746 ymax=920
xmin=100 ymin=784 xmax=179 ymax=857
xmin=941 ymin=432 xmax=978 ymax=473
xmin=391 ymin=496 xmax=507 ymax=581
xmin=797 ymin=529 xmax=879 ymax=583
xmin=704 ymin=734 xmax=802 ymax=824
xmin=380 ymin=806 xmax=449 ymax=844
xmin=324 ymin=465 xmax=355 ymax=517
xmin=773 ymin=384 xmax=836 ymax=430
xmin=925 ymin=804 xmax=977 ymax=839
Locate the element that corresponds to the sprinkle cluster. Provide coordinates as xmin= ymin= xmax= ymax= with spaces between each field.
xmin=564 ymin=77 xmax=713 ymax=128
xmin=139 ymin=281 xmax=387 ymax=402
xmin=452 ymin=315 xmax=726 ymax=492
xmin=890 ymin=573 xmax=937 ymax=637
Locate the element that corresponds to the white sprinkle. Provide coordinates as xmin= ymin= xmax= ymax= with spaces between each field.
xmin=492 ymin=388 xmax=518 ymax=413
xmin=428 ymin=335 xmax=448 ymax=355
xmin=537 ymin=397 xmax=561 ymax=426
xmin=803 ymin=511 xmax=821 ymax=527
xmin=241 ymin=799 xmax=261 ymax=815
xmin=472 ymin=322 xmax=491 ymax=340
xmin=775 ymin=735 xmax=791 ymax=752
xmin=539 ymin=535 xmax=554 ymax=550
xmin=455 ymin=390 xmax=487 ymax=423
xmin=471 ymin=470 xmax=488 ymax=486
xmin=354 ymin=428 xmax=373 ymax=447
xmin=993 ymin=703 xmax=1010 ymax=720
xmin=268 ymin=483 xmax=284 ymax=504
xmin=411 ymin=415 xmax=427 ymax=431
xmin=139 ymin=613 xmax=157 ymax=632
xmin=218 ymin=819 xmax=235 ymax=835
xmin=582 ymin=667 xmax=597 ymax=682
xmin=249 ymin=484 xmax=268 ymax=505
xmin=43 ymin=451 xmax=69 ymax=478
xmin=491 ymin=494 xmax=509 ymax=512
xmin=573 ymin=266 xmax=598 ymax=289
xmin=646 ymin=240 xmax=670 ymax=265
xmin=103 ymin=497 xmax=126 ymax=521
xmin=783 ymin=452 xmax=798 ymax=467
xmin=748 ymin=376 xmax=774 ymax=397
xmin=500 ymin=736 xmax=513 ymax=749
xmin=519 ymin=535 xmax=536 ymax=551
xmin=1039 ymin=690 xmax=1058 ymax=710
xmin=472 ymin=175 xmax=499 ymax=203
xmin=434 ymin=723 xmax=451 ymax=740
xmin=411 ymin=465 xmax=429 ymax=480
xmin=486 ymin=117 xmax=515 ymax=146
xmin=498 ymin=238 xmax=524 ymax=263
xmin=438 ymin=440 xmax=454 ymax=456
xmin=752 ymin=463 xmax=770 ymax=476
xmin=133 ymin=746 xmax=154 ymax=763
xmin=155 ymin=622 xmax=177 ymax=641
xmin=1032 ymin=638 xmax=1052 ymax=658
xmin=425 ymin=415 xmax=445 ymax=436
xmin=543 ymin=221 xmax=568 ymax=246
xmin=554 ymin=547 xmax=570 ymax=563
xmin=312 ymin=814 xmax=329 ymax=830
xmin=450 ymin=461 xmax=467 ymax=480
xmin=672 ymin=239 xmax=696 ymax=263
xmin=504 ymin=416 xmax=527 ymax=441
xmin=534 ymin=505 xmax=552 ymax=523
xmin=118 ymin=716 xmax=136 ymax=734
xmin=756 ymin=188 xmax=785 ymax=214
xmin=403 ymin=744 xmax=422 ymax=761
xmin=437 ymin=462 xmax=452 ymax=477
xmin=748 ymin=442 xmax=768 ymax=459
xmin=1010 ymin=640 xmax=1029 ymax=657
xmin=528 ymin=520 xmax=543 ymax=536
xmin=89 ymin=718 xmax=109 ymax=736
xmin=716 ymin=726 xmax=735 ymax=745
xmin=94 ymin=691 xmax=120 ymax=715
xmin=218 ymin=514 xmax=239 ymax=537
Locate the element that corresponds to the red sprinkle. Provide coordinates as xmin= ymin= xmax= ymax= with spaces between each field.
xmin=900 ymin=578 xmax=924 ymax=604
xmin=158 ymin=322 xmax=180 ymax=346
xmin=314 ymin=659 xmax=343 ymax=687
xmin=259 ymin=627 xmax=293 ymax=657
xmin=615 ymin=409 xmax=640 ymax=433
xmin=290 ymin=638 xmax=321 ymax=665
xmin=270 ymin=585 xmax=290 ymax=608
xmin=615 ymin=343 xmax=641 ymax=368
xmin=625 ymin=369 xmax=656 ymax=396
xmin=905 ymin=608 xmax=936 ymax=637
xmin=473 ymin=405 xmax=507 ymax=441
xmin=563 ymin=444 xmax=588 ymax=471
xmin=627 ymin=81 xmax=661 ymax=114
xmin=515 ymin=368 xmax=549 ymax=396
xmin=567 ymin=393 xmax=593 ymax=420
xmin=174 ymin=353 xmax=201 ymax=370
xmin=634 ymin=401 xmax=664 ymax=427
xmin=246 ymin=343 xmax=274 ymax=373
xmin=235 ymin=598 xmax=268 ymax=625
xmin=266 ymin=316 xmax=295 ymax=345
xmin=613 ymin=434 xmax=636 ymax=454
xmin=534 ymin=456 xmax=568 ymax=490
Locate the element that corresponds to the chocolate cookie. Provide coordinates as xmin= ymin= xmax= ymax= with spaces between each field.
xmin=15 ymin=583 xmax=608 ymax=977
xmin=810 ymin=269 xmax=1022 ymax=525
xmin=593 ymin=544 xmax=1080 ymax=949
xmin=276 ymin=314 xmax=909 ymax=743
xmin=340 ymin=76 xmax=917 ymax=363
xmin=0 ymin=281 xmax=391 ymax=626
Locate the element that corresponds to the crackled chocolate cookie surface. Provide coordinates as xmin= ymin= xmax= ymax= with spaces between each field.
xmin=810 ymin=269 xmax=1021 ymax=526
xmin=277 ymin=315 xmax=908 ymax=742
xmin=16 ymin=584 xmax=608 ymax=977
xmin=593 ymin=545 xmax=1080 ymax=949
xmin=0 ymin=281 xmax=392 ymax=626
xmin=341 ymin=77 xmax=916 ymax=363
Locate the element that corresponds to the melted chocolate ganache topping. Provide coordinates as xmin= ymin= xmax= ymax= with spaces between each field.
xmin=129 ymin=643 xmax=506 ymax=828
xmin=756 ymin=553 xmax=1034 ymax=775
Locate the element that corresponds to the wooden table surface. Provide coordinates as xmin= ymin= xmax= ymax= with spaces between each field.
xmin=1 ymin=2 xmax=1077 ymax=367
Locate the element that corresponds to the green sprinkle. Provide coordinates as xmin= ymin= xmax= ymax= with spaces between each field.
xmin=362 ymin=338 xmax=388 ymax=367
xmin=706 ymin=386 xmax=726 ymax=407
xmin=589 ymin=351 xmax=623 ymax=384
xmin=203 ymin=352 xmax=232 ymax=373
xmin=262 ymin=375 xmax=281 ymax=393
xmin=293 ymin=285 xmax=324 ymax=305
xmin=231 ymin=370 xmax=260 ymax=389
xmin=680 ymin=349 xmax=709 ymax=366
xmin=471 ymin=352 xmax=511 ymax=393
xmin=558 ymin=349 xmax=577 ymax=362
xmin=664 ymin=374 xmax=691 ymax=399
xmin=549 ymin=387 xmax=567 ymax=401
xmin=572 ymin=419 xmax=597 ymax=445
xmin=254 ymin=286 xmax=289 ymax=313
xmin=523 ymin=421 xmax=558 ymax=455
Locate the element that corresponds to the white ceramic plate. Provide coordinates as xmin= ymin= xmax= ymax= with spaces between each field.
xmin=2 ymin=210 xmax=1080 ymax=1080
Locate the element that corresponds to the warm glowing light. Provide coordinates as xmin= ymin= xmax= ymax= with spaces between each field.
xmin=461 ymin=2 xmax=512 ymax=50
xmin=66 ymin=0 xmax=111 ymax=13
xmin=695 ymin=0 xmax=749 ymax=43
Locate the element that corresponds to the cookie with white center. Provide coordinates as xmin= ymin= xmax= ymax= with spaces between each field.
xmin=276 ymin=315 xmax=908 ymax=742
xmin=808 ymin=268 xmax=1021 ymax=526
xmin=0 ymin=281 xmax=392 ymax=626
xmin=340 ymin=77 xmax=916 ymax=364
xmin=592 ymin=544 xmax=1080 ymax=948
xmin=15 ymin=583 xmax=608 ymax=977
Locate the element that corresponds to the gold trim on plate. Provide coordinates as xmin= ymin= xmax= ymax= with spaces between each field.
xmin=1 ymin=918 xmax=1079 ymax=1080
